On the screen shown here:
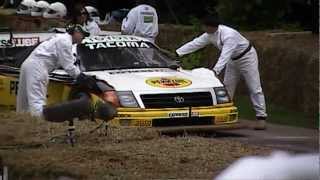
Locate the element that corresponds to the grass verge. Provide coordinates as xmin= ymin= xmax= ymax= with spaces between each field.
xmin=0 ymin=112 xmax=272 ymax=180
xmin=234 ymin=95 xmax=318 ymax=129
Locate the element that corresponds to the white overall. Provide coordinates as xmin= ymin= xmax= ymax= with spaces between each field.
xmin=176 ymin=25 xmax=267 ymax=118
xmin=16 ymin=33 xmax=80 ymax=116
xmin=121 ymin=4 xmax=158 ymax=43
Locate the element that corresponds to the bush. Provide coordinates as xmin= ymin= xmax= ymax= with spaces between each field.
xmin=216 ymin=0 xmax=291 ymax=30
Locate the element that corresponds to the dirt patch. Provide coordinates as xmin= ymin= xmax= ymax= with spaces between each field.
xmin=0 ymin=112 xmax=272 ymax=179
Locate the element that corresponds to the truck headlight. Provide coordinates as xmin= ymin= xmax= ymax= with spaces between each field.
xmin=116 ymin=91 xmax=139 ymax=107
xmin=214 ymin=87 xmax=231 ymax=104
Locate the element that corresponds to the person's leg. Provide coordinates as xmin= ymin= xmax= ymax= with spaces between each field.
xmin=239 ymin=49 xmax=267 ymax=129
xmin=223 ymin=61 xmax=240 ymax=100
xmin=16 ymin=64 xmax=28 ymax=113
xmin=26 ymin=68 xmax=49 ymax=117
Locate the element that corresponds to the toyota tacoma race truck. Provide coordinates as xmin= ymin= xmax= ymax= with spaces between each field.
xmin=0 ymin=29 xmax=239 ymax=131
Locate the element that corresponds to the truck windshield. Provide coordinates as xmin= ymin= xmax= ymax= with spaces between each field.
xmin=77 ymin=41 xmax=177 ymax=71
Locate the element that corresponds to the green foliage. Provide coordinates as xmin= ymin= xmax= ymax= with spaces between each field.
xmin=235 ymin=95 xmax=318 ymax=129
xmin=215 ymin=0 xmax=303 ymax=30
xmin=181 ymin=52 xmax=202 ymax=69
xmin=278 ymin=23 xmax=303 ymax=31
xmin=180 ymin=17 xmax=204 ymax=69
xmin=188 ymin=16 xmax=202 ymax=33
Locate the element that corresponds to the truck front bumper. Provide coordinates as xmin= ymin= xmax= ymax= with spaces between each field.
xmin=109 ymin=103 xmax=238 ymax=129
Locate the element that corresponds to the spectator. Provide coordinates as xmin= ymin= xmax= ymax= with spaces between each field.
xmin=74 ymin=6 xmax=101 ymax=36
xmin=121 ymin=0 xmax=158 ymax=43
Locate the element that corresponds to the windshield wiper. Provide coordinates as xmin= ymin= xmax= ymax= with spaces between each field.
xmin=85 ymin=66 xmax=146 ymax=71
xmin=168 ymin=64 xmax=179 ymax=70
xmin=85 ymin=64 xmax=179 ymax=71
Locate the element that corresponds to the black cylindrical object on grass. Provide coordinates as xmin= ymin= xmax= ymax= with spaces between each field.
xmin=43 ymin=93 xmax=92 ymax=122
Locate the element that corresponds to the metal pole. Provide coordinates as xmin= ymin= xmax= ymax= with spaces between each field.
xmin=67 ymin=120 xmax=76 ymax=147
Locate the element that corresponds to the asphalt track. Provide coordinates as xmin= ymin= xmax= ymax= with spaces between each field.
xmin=215 ymin=120 xmax=319 ymax=153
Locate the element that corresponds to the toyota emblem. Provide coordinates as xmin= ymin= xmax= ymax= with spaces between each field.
xmin=174 ymin=96 xmax=185 ymax=103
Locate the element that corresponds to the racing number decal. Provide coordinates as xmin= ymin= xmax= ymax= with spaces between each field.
xmin=9 ymin=81 xmax=19 ymax=95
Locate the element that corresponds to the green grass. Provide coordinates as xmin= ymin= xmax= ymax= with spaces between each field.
xmin=234 ymin=95 xmax=318 ymax=129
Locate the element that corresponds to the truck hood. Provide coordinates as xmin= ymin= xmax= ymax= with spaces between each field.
xmin=84 ymin=68 xmax=223 ymax=91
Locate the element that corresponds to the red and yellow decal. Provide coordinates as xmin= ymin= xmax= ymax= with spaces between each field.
xmin=146 ymin=77 xmax=192 ymax=88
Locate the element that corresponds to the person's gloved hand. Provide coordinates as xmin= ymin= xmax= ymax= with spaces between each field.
xmin=212 ymin=69 xmax=223 ymax=81
xmin=212 ymin=69 xmax=218 ymax=76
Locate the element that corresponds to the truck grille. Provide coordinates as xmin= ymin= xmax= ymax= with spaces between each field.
xmin=141 ymin=92 xmax=213 ymax=108
xmin=152 ymin=117 xmax=213 ymax=127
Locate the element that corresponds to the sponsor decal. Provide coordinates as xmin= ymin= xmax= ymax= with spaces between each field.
xmin=0 ymin=37 xmax=39 ymax=47
xmin=135 ymin=120 xmax=152 ymax=127
xmin=146 ymin=77 xmax=192 ymax=88
xmin=85 ymin=41 xmax=150 ymax=49
xmin=143 ymin=15 xmax=154 ymax=23
xmin=12 ymin=37 xmax=39 ymax=47
xmin=82 ymin=36 xmax=141 ymax=43
xmin=82 ymin=36 xmax=151 ymax=49
xmin=168 ymin=112 xmax=189 ymax=118
xmin=191 ymin=112 xmax=200 ymax=117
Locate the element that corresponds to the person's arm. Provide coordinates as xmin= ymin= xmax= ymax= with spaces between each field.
xmin=91 ymin=22 xmax=101 ymax=36
xmin=176 ymin=33 xmax=211 ymax=56
xmin=56 ymin=40 xmax=80 ymax=78
xmin=153 ymin=9 xmax=159 ymax=37
xmin=121 ymin=9 xmax=137 ymax=35
xmin=213 ymin=36 xmax=238 ymax=75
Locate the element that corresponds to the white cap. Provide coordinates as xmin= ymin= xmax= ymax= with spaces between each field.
xmin=31 ymin=1 xmax=50 ymax=17
xmin=16 ymin=0 xmax=36 ymax=15
xmin=43 ymin=2 xmax=67 ymax=18
xmin=84 ymin=6 xmax=100 ymax=23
